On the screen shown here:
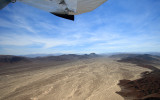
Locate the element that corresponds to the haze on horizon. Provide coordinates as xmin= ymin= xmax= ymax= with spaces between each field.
xmin=0 ymin=0 xmax=160 ymax=55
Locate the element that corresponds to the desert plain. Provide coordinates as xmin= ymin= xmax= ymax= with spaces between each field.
xmin=0 ymin=54 xmax=159 ymax=100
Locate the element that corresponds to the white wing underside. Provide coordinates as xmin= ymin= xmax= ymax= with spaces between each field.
xmin=17 ymin=0 xmax=107 ymax=15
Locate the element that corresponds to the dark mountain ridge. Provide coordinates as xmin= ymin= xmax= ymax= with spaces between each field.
xmin=0 ymin=55 xmax=29 ymax=63
xmin=116 ymin=54 xmax=160 ymax=100
xmin=0 ymin=53 xmax=99 ymax=64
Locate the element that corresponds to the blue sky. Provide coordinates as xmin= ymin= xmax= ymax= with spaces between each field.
xmin=0 ymin=0 xmax=160 ymax=55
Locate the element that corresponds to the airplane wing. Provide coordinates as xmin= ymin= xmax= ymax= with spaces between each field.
xmin=0 ymin=0 xmax=12 ymax=9
xmin=17 ymin=0 xmax=77 ymax=20
xmin=0 ymin=0 xmax=107 ymax=21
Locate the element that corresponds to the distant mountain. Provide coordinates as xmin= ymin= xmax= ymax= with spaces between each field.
xmin=34 ymin=53 xmax=99 ymax=61
xmin=147 ymin=52 xmax=160 ymax=56
xmin=0 ymin=53 xmax=99 ymax=64
xmin=21 ymin=53 xmax=63 ymax=58
xmin=20 ymin=53 xmax=99 ymax=58
xmin=0 ymin=55 xmax=29 ymax=63
xmin=118 ymin=54 xmax=160 ymax=64
xmin=109 ymin=53 xmax=139 ymax=58
xmin=117 ymin=54 xmax=160 ymax=70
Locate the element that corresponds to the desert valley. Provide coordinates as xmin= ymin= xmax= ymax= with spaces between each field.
xmin=0 ymin=53 xmax=160 ymax=100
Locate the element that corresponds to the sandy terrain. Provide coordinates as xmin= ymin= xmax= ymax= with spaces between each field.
xmin=0 ymin=57 xmax=151 ymax=100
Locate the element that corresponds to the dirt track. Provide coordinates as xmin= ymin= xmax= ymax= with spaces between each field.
xmin=0 ymin=57 xmax=151 ymax=100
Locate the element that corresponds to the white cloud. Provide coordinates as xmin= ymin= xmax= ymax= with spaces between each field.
xmin=0 ymin=33 xmax=80 ymax=48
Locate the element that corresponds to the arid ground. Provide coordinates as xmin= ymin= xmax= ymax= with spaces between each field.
xmin=0 ymin=54 xmax=159 ymax=100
